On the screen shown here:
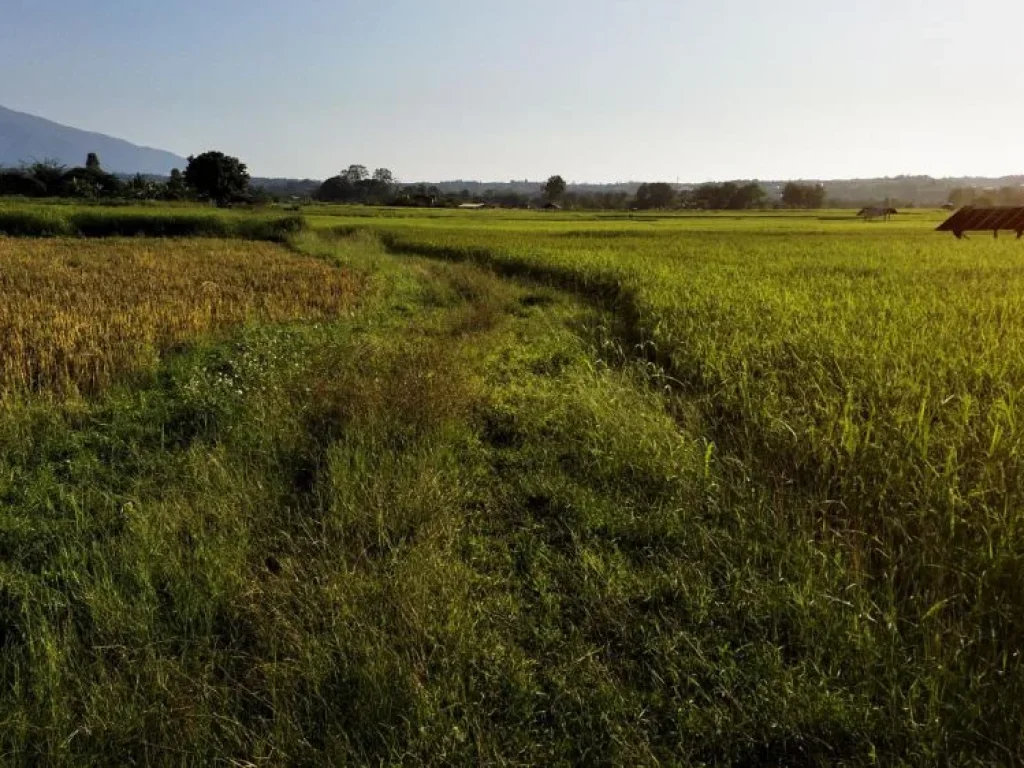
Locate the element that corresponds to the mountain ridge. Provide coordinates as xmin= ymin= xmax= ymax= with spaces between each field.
xmin=0 ymin=104 xmax=186 ymax=175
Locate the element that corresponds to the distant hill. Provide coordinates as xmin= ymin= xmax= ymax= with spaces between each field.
xmin=0 ymin=105 xmax=186 ymax=175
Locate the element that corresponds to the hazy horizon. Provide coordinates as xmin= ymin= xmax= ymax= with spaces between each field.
xmin=3 ymin=0 xmax=1021 ymax=181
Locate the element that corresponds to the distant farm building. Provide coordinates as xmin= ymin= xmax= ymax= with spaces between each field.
xmin=457 ymin=203 xmax=486 ymax=210
xmin=543 ymin=202 xmax=562 ymax=210
xmin=857 ymin=206 xmax=898 ymax=222
xmin=937 ymin=206 xmax=1024 ymax=239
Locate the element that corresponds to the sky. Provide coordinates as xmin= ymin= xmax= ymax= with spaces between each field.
xmin=2 ymin=0 xmax=1022 ymax=182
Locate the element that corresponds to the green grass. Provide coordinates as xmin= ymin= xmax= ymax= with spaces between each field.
xmin=310 ymin=210 xmax=1024 ymax=763
xmin=0 ymin=205 xmax=1019 ymax=764
xmin=0 ymin=200 xmax=304 ymax=240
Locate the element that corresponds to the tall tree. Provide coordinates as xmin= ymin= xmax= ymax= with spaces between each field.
xmin=543 ymin=175 xmax=567 ymax=202
xmin=184 ymin=152 xmax=250 ymax=204
xmin=85 ymin=153 xmax=101 ymax=172
xmin=343 ymin=164 xmax=369 ymax=183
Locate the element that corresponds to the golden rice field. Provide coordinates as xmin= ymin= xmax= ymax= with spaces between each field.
xmin=0 ymin=237 xmax=360 ymax=396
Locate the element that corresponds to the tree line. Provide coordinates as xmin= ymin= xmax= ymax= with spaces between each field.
xmin=537 ymin=177 xmax=825 ymax=210
xmin=0 ymin=151 xmax=256 ymax=205
xmin=0 ymin=149 xmax=843 ymax=211
xmin=947 ymin=185 xmax=1024 ymax=208
xmin=316 ymin=170 xmax=833 ymax=210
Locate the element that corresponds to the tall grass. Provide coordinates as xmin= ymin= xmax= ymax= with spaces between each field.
xmin=0 ymin=236 xmax=892 ymax=763
xmin=0 ymin=203 xmax=304 ymax=241
xmin=0 ymin=214 xmax=1021 ymax=763
xmin=340 ymin=215 xmax=1024 ymax=761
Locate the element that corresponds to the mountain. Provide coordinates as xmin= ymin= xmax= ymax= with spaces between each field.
xmin=0 ymin=104 xmax=186 ymax=175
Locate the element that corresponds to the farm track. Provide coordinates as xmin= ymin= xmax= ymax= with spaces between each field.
xmin=375 ymin=232 xmax=684 ymax=403
xmin=372 ymin=231 xmax=790 ymax=499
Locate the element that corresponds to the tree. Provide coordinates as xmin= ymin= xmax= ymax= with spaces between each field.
xmin=184 ymin=151 xmax=250 ymax=204
xmin=365 ymin=168 xmax=395 ymax=204
xmin=60 ymin=154 xmax=122 ymax=198
xmin=689 ymin=182 xmax=735 ymax=210
xmin=688 ymin=181 xmax=766 ymax=210
xmin=25 ymin=160 xmax=67 ymax=196
xmin=124 ymin=173 xmax=159 ymax=200
xmin=543 ymin=175 xmax=567 ymax=202
xmin=0 ymin=170 xmax=46 ymax=197
xmin=60 ymin=167 xmax=121 ymax=198
xmin=317 ymin=165 xmax=395 ymax=204
xmin=635 ymin=182 xmax=677 ymax=210
xmin=996 ymin=186 xmax=1024 ymax=206
xmin=782 ymin=181 xmax=826 ymax=209
xmin=164 ymin=168 xmax=190 ymax=201
xmin=732 ymin=181 xmax=767 ymax=210
xmin=948 ymin=187 xmax=972 ymax=208
xmin=781 ymin=182 xmax=800 ymax=208
xmin=316 ymin=175 xmax=354 ymax=203
xmin=342 ymin=164 xmax=369 ymax=183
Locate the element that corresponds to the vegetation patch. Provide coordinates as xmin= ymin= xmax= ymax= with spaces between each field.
xmin=0 ymin=212 xmax=1020 ymax=764
xmin=0 ymin=237 xmax=360 ymax=396
xmin=0 ymin=204 xmax=304 ymax=241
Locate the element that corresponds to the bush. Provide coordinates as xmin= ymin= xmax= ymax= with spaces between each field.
xmin=0 ymin=172 xmax=47 ymax=198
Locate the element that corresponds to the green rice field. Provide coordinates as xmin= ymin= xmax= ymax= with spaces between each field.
xmin=0 ymin=201 xmax=1019 ymax=764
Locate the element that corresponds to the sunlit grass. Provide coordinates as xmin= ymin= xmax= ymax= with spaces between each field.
xmin=0 ymin=205 xmax=1020 ymax=764
xmin=346 ymin=212 xmax=1024 ymax=761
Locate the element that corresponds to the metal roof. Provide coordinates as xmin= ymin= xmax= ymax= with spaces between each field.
xmin=937 ymin=206 xmax=1024 ymax=237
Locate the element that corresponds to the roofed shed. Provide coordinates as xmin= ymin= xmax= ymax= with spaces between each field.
xmin=937 ymin=206 xmax=1024 ymax=239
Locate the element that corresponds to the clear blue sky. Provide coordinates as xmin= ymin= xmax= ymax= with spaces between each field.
xmin=2 ymin=0 xmax=1021 ymax=181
